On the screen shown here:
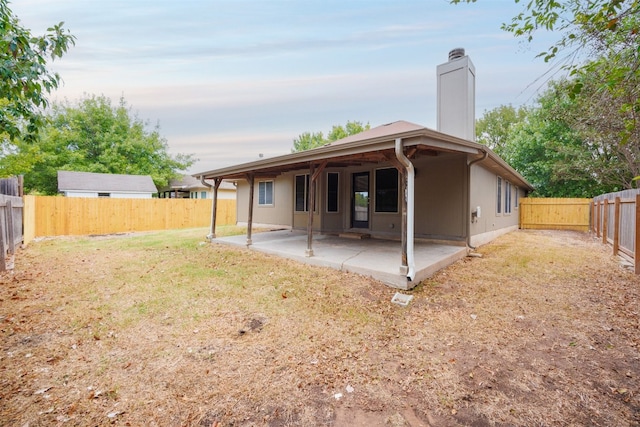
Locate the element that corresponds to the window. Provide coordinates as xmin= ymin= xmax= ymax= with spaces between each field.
xmin=496 ymin=177 xmax=502 ymax=214
xmin=295 ymin=174 xmax=309 ymax=212
xmin=258 ymin=181 xmax=273 ymax=206
xmin=98 ymin=192 xmax=110 ymax=198
xmin=505 ymin=181 xmax=512 ymax=214
xmin=327 ymin=172 xmax=339 ymax=213
xmin=201 ymin=191 xmax=207 ymax=199
xmin=515 ymin=186 xmax=519 ymax=208
xmin=375 ymin=168 xmax=398 ymax=213
xmin=295 ymin=174 xmax=318 ymax=212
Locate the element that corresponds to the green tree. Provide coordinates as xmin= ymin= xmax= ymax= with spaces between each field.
xmin=292 ymin=120 xmax=370 ymax=152
xmin=1 ymin=0 xmax=75 ymax=143
xmin=494 ymin=80 xmax=623 ymax=197
xmin=0 ymin=94 xmax=196 ymax=194
xmin=475 ymin=104 xmax=529 ymax=159
xmin=554 ymin=63 xmax=639 ymax=189
xmin=454 ymin=0 xmax=639 ymax=191
xmin=291 ymin=131 xmax=326 ymax=152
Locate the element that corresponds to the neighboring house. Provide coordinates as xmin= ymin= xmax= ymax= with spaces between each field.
xmin=158 ymin=175 xmax=236 ymax=200
xmin=57 ymin=171 xmax=157 ymax=199
xmin=194 ymin=49 xmax=534 ymax=285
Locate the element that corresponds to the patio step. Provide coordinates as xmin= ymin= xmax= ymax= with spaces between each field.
xmin=338 ymin=232 xmax=371 ymax=240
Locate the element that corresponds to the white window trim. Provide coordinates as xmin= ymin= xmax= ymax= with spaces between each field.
xmin=496 ymin=176 xmax=502 ymax=216
xmin=258 ymin=180 xmax=274 ymax=207
xmin=505 ymin=181 xmax=512 ymax=215
xmin=295 ymin=174 xmax=309 ymax=212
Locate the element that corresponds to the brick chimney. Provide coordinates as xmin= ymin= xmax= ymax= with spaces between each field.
xmin=436 ymin=48 xmax=476 ymax=141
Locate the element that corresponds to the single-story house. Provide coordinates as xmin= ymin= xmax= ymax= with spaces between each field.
xmin=57 ymin=171 xmax=157 ymax=199
xmin=194 ymin=48 xmax=534 ymax=288
xmin=158 ymin=175 xmax=236 ymax=200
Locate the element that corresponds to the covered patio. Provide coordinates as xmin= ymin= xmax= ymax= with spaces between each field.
xmin=212 ymin=229 xmax=468 ymax=289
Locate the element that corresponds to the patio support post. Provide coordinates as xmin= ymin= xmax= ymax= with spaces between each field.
xmin=385 ymin=154 xmax=408 ymax=270
xmin=246 ymin=173 xmax=255 ymax=247
xmin=305 ymin=161 xmax=327 ymax=257
xmin=200 ymin=176 xmax=222 ymax=239
xmin=306 ymin=163 xmax=315 ymax=257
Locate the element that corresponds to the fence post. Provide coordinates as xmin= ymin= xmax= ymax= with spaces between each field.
xmin=613 ymin=197 xmax=621 ymax=256
xmin=602 ymin=199 xmax=608 ymax=244
xmin=0 ymin=205 xmax=5 ymax=272
xmin=595 ymin=201 xmax=600 ymax=238
xmin=6 ymin=200 xmax=15 ymax=255
xmin=635 ymin=194 xmax=640 ymax=275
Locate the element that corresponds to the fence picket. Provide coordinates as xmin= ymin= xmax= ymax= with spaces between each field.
xmin=519 ymin=198 xmax=591 ymax=232
xmin=636 ymin=194 xmax=640 ymax=274
xmin=23 ymin=196 xmax=236 ymax=244
xmin=592 ymin=190 xmax=640 ymax=275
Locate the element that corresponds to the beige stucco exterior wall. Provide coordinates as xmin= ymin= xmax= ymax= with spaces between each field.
xmin=233 ymin=154 xmax=524 ymax=245
xmin=320 ymin=169 xmax=344 ymax=233
xmin=469 ymin=163 xmax=523 ymax=246
xmin=236 ymin=175 xmax=293 ymax=227
xmin=412 ymin=154 xmax=468 ymax=241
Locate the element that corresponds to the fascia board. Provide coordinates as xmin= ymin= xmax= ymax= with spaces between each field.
xmin=195 ymin=129 xmax=482 ymax=180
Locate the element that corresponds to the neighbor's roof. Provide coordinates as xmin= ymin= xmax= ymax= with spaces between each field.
xmin=57 ymin=171 xmax=158 ymax=193
xmin=195 ymin=120 xmax=533 ymax=190
xmin=166 ymin=175 xmax=236 ymax=191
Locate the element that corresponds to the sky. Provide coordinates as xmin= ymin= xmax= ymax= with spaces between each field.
xmin=11 ymin=0 xmax=557 ymax=174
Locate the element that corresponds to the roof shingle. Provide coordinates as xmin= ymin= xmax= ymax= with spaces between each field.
xmin=57 ymin=171 xmax=157 ymax=193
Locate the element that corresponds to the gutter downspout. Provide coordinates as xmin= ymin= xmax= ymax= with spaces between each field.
xmin=395 ymin=138 xmax=415 ymax=281
xmin=466 ymin=149 xmax=488 ymax=250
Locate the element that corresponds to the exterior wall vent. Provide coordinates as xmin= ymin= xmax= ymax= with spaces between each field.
xmin=448 ymin=48 xmax=465 ymax=61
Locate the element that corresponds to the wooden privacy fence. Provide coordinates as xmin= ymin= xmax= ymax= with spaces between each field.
xmin=519 ymin=198 xmax=592 ymax=232
xmin=592 ymin=189 xmax=640 ymax=274
xmin=23 ymin=196 xmax=236 ymax=245
xmin=0 ymin=195 xmax=23 ymax=271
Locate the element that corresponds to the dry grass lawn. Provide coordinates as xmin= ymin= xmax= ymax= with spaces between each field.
xmin=1 ymin=227 xmax=639 ymax=426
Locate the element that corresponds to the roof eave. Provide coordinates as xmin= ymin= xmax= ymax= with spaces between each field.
xmin=195 ymin=127 xmax=482 ymax=180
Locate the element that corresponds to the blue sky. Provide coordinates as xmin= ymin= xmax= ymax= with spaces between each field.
xmin=12 ymin=0 xmax=556 ymax=173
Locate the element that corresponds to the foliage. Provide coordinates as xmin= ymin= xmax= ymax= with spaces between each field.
xmin=557 ymin=64 xmax=639 ymax=190
xmin=479 ymin=79 xmax=631 ymax=197
xmin=504 ymin=86 xmax=610 ymax=197
xmin=450 ymin=0 xmax=638 ymax=69
xmin=0 ymin=0 xmax=75 ymax=144
xmin=455 ymin=0 xmax=639 ymax=193
xmin=291 ymin=120 xmax=370 ymax=152
xmin=475 ymin=104 xmax=529 ymax=159
xmin=0 ymin=95 xmax=196 ymax=194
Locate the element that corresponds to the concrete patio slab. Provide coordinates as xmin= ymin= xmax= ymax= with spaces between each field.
xmin=212 ymin=230 xmax=468 ymax=289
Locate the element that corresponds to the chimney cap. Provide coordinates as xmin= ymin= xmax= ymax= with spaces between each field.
xmin=448 ymin=48 xmax=465 ymax=61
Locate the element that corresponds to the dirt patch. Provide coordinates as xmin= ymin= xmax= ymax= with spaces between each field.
xmin=0 ymin=228 xmax=639 ymax=426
